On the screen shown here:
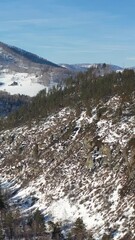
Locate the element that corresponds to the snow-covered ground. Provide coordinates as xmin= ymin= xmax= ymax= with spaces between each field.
xmin=0 ymin=72 xmax=46 ymax=96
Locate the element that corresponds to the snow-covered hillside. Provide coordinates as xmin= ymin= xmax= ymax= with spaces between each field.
xmin=0 ymin=41 xmax=71 ymax=96
xmin=0 ymin=71 xmax=47 ymax=97
xmin=0 ymin=96 xmax=135 ymax=239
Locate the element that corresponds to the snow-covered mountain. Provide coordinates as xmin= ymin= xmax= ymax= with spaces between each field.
xmin=0 ymin=96 xmax=135 ymax=239
xmin=0 ymin=42 xmax=71 ymax=96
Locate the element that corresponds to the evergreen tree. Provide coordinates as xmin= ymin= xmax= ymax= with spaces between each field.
xmin=102 ymin=233 xmax=112 ymax=240
xmin=72 ymin=217 xmax=87 ymax=240
xmin=32 ymin=209 xmax=45 ymax=237
xmin=0 ymin=185 xmax=5 ymax=211
xmin=33 ymin=142 xmax=39 ymax=159
xmin=52 ymin=222 xmax=62 ymax=240
xmin=4 ymin=211 xmax=14 ymax=239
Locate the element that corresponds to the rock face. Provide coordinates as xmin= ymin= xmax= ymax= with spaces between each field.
xmin=0 ymin=95 xmax=135 ymax=239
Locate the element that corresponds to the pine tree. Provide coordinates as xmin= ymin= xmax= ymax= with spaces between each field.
xmin=72 ymin=217 xmax=87 ymax=240
xmin=52 ymin=222 xmax=62 ymax=240
xmin=33 ymin=142 xmax=39 ymax=159
xmin=32 ymin=209 xmax=45 ymax=237
xmin=102 ymin=233 xmax=111 ymax=240
xmin=4 ymin=211 xmax=14 ymax=239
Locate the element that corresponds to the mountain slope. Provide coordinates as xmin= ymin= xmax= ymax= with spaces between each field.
xmin=0 ymin=41 xmax=60 ymax=68
xmin=0 ymin=41 xmax=71 ymax=96
xmin=0 ymin=98 xmax=135 ymax=239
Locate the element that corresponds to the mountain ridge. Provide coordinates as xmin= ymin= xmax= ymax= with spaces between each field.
xmin=0 ymin=41 xmax=61 ymax=68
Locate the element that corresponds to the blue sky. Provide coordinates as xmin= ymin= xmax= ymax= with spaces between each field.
xmin=0 ymin=0 xmax=135 ymax=67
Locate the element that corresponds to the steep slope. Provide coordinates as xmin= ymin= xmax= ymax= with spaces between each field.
xmin=0 ymin=97 xmax=135 ymax=239
xmin=0 ymin=41 xmax=71 ymax=96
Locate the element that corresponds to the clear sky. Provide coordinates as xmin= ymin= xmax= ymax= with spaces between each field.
xmin=0 ymin=0 xmax=135 ymax=67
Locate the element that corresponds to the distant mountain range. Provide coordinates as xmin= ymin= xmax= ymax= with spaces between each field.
xmin=60 ymin=63 xmax=123 ymax=73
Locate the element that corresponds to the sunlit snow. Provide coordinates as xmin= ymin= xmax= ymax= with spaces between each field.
xmin=0 ymin=72 xmax=46 ymax=96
